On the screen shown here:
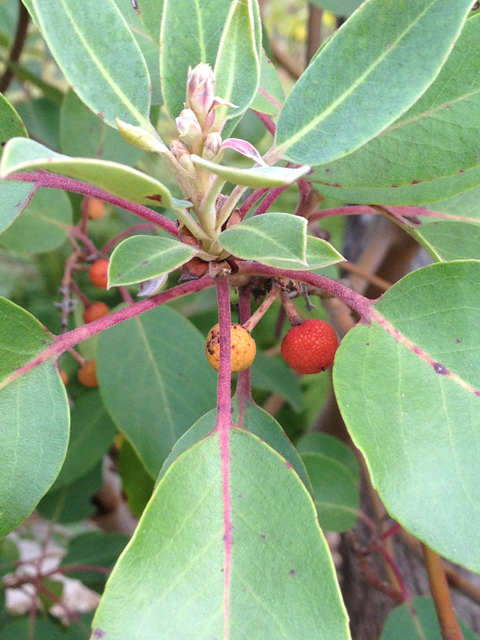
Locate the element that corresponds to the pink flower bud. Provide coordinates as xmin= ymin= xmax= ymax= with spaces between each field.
xmin=186 ymin=63 xmax=216 ymax=125
xmin=175 ymin=109 xmax=202 ymax=147
xmin=202 ymin=133 xmax=222 ymax=161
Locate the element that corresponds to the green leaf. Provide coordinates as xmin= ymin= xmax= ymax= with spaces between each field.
xmin=97 ymin=305 xmax=217 ymax=476
xmin=113 ymin=0 xmax=163 ymax=105
xmin=60 ymin=531 xmax=129 ymax=594
xmin=1 ymin=138 xmax=175 ymax=208
xmin=160 ymin=0 xmax=235 ymax=118
xmin=334 ymin=261 xmax=480 ymax=572
xmin=0 ymin=618 xmax=66 ymax=640
xmin=250 ymin=351 xmax=303 ymax=412
xmin=0 ymin=180 xmax=36 ymax=235
xmin=0 ymin=297 xmax=69 ymax=539
xmin=412 ymin=188 xmax=480 ymax=260
xmin=118 ymin=437 xmax=155 ymax=517
xmin=297 ymin=432 xmax=360 ymax=481
xmin=136 ymin=0 xmax=164 ymax=42
xmin=218 ymin=212 xmax=308 ymax=269
xmin=275 ymin=0 xmax=474 ymax=165
xmin=38 ymin=578 xmax=64 ymax=609
xmin=53 ymin=391 xmax=117 ymax=489
xmin=250 ymin=51 xmax=285 ymax=116
xmin=0 ymin=187 xmax=72 ymax=253
xmin=312 ymin=15 xmax=480 ymax=190
xmin=380 ymin=597 xmax=479 ymax=640
xmin=306 ymin=235 xmax=344 ymax=269
xmin=37 ymin=461 xmax=103 ymax=524
xmin=159 ymin=401 xmax=312 ymax=492
xmin=314 ymin=163 xmax=480 ymax=206
xmin=60 ymin=90 xmax=142 ymax=166
xmin=309 ymin=0 xmax=362 ymax=15
xmin=15 ymin=97 xmax=61 ymax=151
xmin=31 ymin=0 xmax=151 ymax=129
xmin=92 ymin=429 xmax=350 ymax=639
xmin=214 ymin=0 xmax=260 ymax=121
xmin=301 ymin=452 xmax=359 ymax=533
xmin=191 ymin=154 xmax=311 ymax=187
xmin=108 ymin=236 xmax=197 ymax=287
xmin=0 ymin=92 xmax=27 ymax=143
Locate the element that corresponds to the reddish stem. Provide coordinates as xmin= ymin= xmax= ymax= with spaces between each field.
xmin=80 ymin=196 xmax=90 ymax=235
xmin=8 ymin=171 xmax=179 ymax=237
xmin=235 ymin=287 xmax=254 ymax=425
xmin=253 ymin=185 xmax=289 ymax=216
xmin=102 ymin=223 xmax=158 ymax=254
xmin=213 ymin=276 xmax=234 ymax=638
xmin=309 ymin=205 xmax=376 ymax=222
xmin=119 ymin=286 xmax=134 ymax=305
xmin=381 ymin=522 xmax=402 ymax=540
xmin=69 ymin=281 xmax=91 ymax=308
xmin=69 ymin=227 xmax=98 ymax=256
xmin=3 ymin=277 xmax=215 ymax=388
xmin=237 ymin=261 xmax=373 ymax=321
xmin=252 ymin=110 xmax=276 ymax=136
xmin=239 ymin=188 xmax=269 ymax=220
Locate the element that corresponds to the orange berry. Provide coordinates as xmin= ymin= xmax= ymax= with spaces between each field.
xmin=206 ymin=323 xmax=256 ymax=372
xmin=59 ymin=369 xmax=69 ymax=385
xmin=281 ymin=319 xmax=339 ymax=374
xmin=78 ymin=359 xmax=99 ymax=387
xmin=88 ymin=259 xmax=109 ymax=289
xmin=83 ymin=301 xmax=110 ymax=324
xmin=86 ymin=197 xmax=105 ymax=220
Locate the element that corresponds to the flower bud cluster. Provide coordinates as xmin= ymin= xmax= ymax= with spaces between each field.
xmin=171 ymin=63 xmax=236 ymax=169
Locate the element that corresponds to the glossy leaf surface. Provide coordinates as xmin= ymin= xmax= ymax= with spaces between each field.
xmin=1 ymin=138 xmax=175 ymax=208
xmin=0 ymin=297 xmax=69 ymax=539
xmin=108 ymin=236 xmax=197 ymax=287
xmin=0 ymin=187 xmax=72 ymax=253
xmin=160 ymin=0 xmax=233 ymax=117
xmin=301 ymin=452 xmax=359 ymax=532
xmin=97 ymin=305 xmax=217 ymax=476
xmin=312 ymin=15 xmax=480 ymax=189
xmin=275 ymin=0 xmax=474 ymax=165
xmin=334 ymin=261 xmax=480 ymax=571
xmin=214 ymin=0 xmax=260 ymax=120
xmin=32 ymin=0 xmax=151 ymax=128
xmin=218 ymin=212 xmax=308 ymax=269
xmin=92 ymin=429 xmax=350 ymax=639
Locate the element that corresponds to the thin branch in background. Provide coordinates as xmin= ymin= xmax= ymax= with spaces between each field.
xmin=253 ymin=185 xmax=288 ymax=216
xmin=269 ymin=39 xmax=303 ymax=79
xmin=0 ymin=2 xmax=30 ymax=93
xmin=422 ymin=544 xmax=465 ymax=640
xmin=239 ymin=188 xmax=269 ymax=220
xmin=69 ymin=280 xmax=91 ymax=308
xmin=253 ymin=110 xmax=276 ymax=137
xmin=119 ymin=286 xmax=134 ymax=305
xmin=306 ymin=4 xmax=323 ymax=65
xmin=339 ymin=260 xmax=392 ymax=292
xmin=102 ymin=223 xmax=158 ymax=254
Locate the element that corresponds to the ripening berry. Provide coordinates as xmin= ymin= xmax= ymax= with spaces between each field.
xmin=281 ymin=319 xmax=339 ymax=374
xmin=59 ymin=369 xmax=69 ymax=385
xmin=88 ymin=259 xmax=109 ymax=289
xmin=206 ymin=323 xmax=256 ymax=372
xmin=83 ymin=301 xmax=110 ymax=324
xmin=78 ymin=359 xmax=99 ymax=387
xmin=86 ymin=197 xmax=105 ymax=220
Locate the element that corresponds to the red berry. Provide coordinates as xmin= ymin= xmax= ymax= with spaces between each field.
xmin=281 ymin=319 xmax=339 ymax=374
xmin=88 ymin=259 xmax=109 ymax=289
xmin=83 ymin=301 xmax=110 ymax=324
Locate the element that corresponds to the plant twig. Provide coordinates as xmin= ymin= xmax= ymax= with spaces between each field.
xmin=8 ymin=171 xmax=179 ymax=237
xmin=253 ymin=185 xmax=288 ymax=216
xmin=422 ymin=544 xmax=465 ymax=640
xmin=239 ymin=188 xmax=269 ymax=220
xmin=306 ymin=4 xmax=323 ymax=65
xmin=0 ymin=2 xmax=30 ymax=93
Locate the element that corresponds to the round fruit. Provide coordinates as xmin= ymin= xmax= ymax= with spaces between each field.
xmin=86 ymin=197 xmax=105 ymax=220
xmin=206 ymin=323 xmax=256 ymax=372
xmin=88 ymin=259 xmax=109 ymax=289
xmin=78 ymin=359 xmax=99 ymax=387
xmin=83 ymin=301 xmax=109 ymax=324
xmin=281 ymin=319 xmax=339 ymax=374
xmin=59 ymin=369 xmax=69 ymax=385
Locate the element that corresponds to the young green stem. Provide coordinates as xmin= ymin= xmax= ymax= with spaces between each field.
xmin=200 ymin=174 xmax=227 ymax=237
xmin=422 ymin=544 xmax=464 ymax=640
